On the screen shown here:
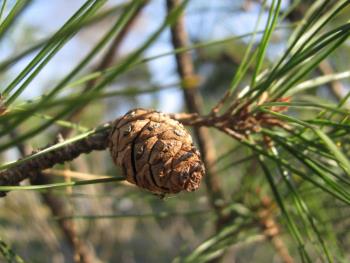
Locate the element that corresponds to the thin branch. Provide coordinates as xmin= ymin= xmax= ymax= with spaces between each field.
xmin=318 ymin=60 xmax=347 ymax=102
xmin=166 ymin=0 xmax=229 ymax=237
xmin=2 ymin=126 xmax=109 ymax=191
xmin=257 ymin=195 xmax=295 ymax=263
xmin=44 ymin=169 xmax=111 ymax=180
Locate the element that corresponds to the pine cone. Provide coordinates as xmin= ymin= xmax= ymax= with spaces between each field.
xmin=109 ymin=108 xmax=205 ymax=194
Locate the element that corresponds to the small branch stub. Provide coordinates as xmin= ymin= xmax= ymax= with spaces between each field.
xmin=109 ymin=108 xmax=205 ymax=194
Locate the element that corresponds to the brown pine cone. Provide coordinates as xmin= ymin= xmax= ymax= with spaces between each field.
xmin=109 ymin=108 xmax=205 ymax=194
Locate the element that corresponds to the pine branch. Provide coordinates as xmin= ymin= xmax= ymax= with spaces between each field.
xmin=0 ymin=102 xmax=289 ymax=196
xmin=1 ymin=125 xmax=110 ymax=195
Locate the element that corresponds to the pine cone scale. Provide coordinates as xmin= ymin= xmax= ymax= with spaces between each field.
xmin=115 ymin=109 xmax=156 ymax=129
xmin=130 ymin=120 xmax=153 ymax=185
xmin=116 ymin=119 xmax=149 ymax=154
xmin=120 ymin=146 xmax=137 ymax=184
xmin=148 ymin=165 xmax=169 ymax=192
xmin=134 ymin=136 xmax=157 ymax=171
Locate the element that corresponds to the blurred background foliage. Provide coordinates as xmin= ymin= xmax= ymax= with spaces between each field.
xmin=0 ymin=0 xmax=350 ymax=262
